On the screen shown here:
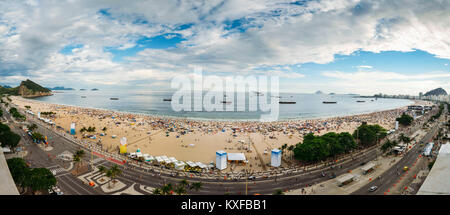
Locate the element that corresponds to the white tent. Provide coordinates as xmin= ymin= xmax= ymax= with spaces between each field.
xmin=155 ymin=156 xmax=164 ymax=163
xmin=227 ymin=153 xmax=246 ymax=161
xmin=195 ymin=162 xmax=207 ymax=169
xmin=174 ymin=161 xmax=186 ymax=170
xmin=186 ymin=161 xmax=197 ymax=167
xmin=169 ymin=157 xmax=178 ymax=163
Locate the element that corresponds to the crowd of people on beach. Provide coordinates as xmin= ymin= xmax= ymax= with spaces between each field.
xmin=13 ymin=97 xmax=413 ymax=140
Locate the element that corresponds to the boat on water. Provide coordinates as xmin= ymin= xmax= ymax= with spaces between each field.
xmin=254 ymin=91 xmax=264 ymax=96
xmin=221 ymin=101 xmax=232 ymax=104
xmin=81 ymin=96 xmax=86 ymax=98
xmin=356 ymin=100 xmax=366 ymax=103
xmin=279 ymin=101 xmax=296 ymax=104
xmin=323 ymin=101 xmax=337 ymax=104
xmin=110 ymin=98 xmax=119 ymax=100
xmin=163 ymin=98 xmax=172 ymax=101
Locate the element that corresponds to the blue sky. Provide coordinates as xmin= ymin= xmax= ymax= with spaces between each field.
xmin=0 ymin=0 xmax=449 ymax=95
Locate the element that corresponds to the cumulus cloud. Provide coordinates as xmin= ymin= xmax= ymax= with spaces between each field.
xmin=0 ymin=0 xmax=448 ymax=93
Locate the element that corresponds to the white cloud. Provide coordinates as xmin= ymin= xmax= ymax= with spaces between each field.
xmin=0 ymin=0 xmax=449 ymax=94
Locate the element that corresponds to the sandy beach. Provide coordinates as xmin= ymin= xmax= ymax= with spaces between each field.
xmin=11 ymin=96 xmax=432 ymax=172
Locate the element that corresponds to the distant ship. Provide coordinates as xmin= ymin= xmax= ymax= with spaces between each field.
xmin=323 ymin=101 xmax=337 ymax=104
xmin=163 ymin=98 xmax=172 ymax=101
xmin=81 ymin=96 xmax=86 ymax=98
xmin=110 ymin=98 xmax=119 ymax=100
xmin=279 ymin=101 xmax=296 ymax=104
xmin=356 ymin=100 xmax=366 ymax=103
xmin=221 ymin=101 xmax=231 ymax=104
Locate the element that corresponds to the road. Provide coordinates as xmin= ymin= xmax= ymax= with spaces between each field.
xmin=352 ymin=105 xmax=446 ymax=195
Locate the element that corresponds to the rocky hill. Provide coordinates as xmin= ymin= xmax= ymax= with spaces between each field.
xmin=424 ymin=87 xmax=448 ymax=97
xmin=17 ymin=80 xmax=52 ymax=98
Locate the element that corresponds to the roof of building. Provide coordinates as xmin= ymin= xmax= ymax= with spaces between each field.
xmin=417 ymin=143 xmax=450 ymax=195
xmin=0 ymin=148 xmax=20 ymax=195
xmin=227 ymin=153 xmax=246 ymax=161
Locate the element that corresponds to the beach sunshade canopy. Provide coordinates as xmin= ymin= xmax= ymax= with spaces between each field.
xmin=155 ymin=156 xmax=164 ymax=163
xmin=186 ymin=161 xmax=197 ymax=167
xmin=227 ymin=153 xmax=246 ymax=161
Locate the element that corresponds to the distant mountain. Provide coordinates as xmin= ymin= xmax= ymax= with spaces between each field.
xmin=2 ymin=85 xmax=12 ymax=89
xmin=79 ymin=89 xmax=86 ymax=91
xmin=315 ymin=90 xmax=324 ymax=94
xmin=48 ymin=86 xmax=75 ymax=90
xmin=424 ymin=87 xmax=447 ymax=97
xmin=18 ymin=79 xmax=52 ymax=98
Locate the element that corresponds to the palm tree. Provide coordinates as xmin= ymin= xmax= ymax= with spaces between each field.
xmin=180 ymin=179 xmax=189 ymax=188
xmin=98 ymin=165 xmax=107 ymax=174
xmin=107 ymin=165 xmax=122 ymax=188
xmin=161 ymin=183 xmax=173 ymax=195
xmin=73 ymin=150 xmax=85 ymax=175
xmin=175 ymin=185 xmax=186 ymax=195
xmin=190 ymin=182 xmax=203 ymax=192
xmin=288 ymin=145 xmax=295 ymax=159
xmin=273 ymin=189 xmax=284 ymax=195
xmin=27 ymin=124 xmax=37 ymax=131
xmin=152 ymin=188 xmax=162 ymax=195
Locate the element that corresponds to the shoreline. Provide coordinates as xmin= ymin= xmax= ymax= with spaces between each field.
xmin=28 ymin=96 xmax=415 ymax=123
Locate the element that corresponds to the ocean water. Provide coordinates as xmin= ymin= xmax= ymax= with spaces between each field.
xmin=31 ymin=90 xmax=414 ymax=121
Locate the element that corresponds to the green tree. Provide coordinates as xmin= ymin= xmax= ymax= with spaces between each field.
xmin=161 ymin=183 xmax=174 ymax=195
xmin=174 ymin=184 xmax=187 ymax=195
xmin=0 ymin=123 xmax=21 ymax=150
xmin=26 ymin=168 xmax=57 ymax=195
xmin=73 ymin=150 xmax=85 ymax=175
xmin=273 ymin=189 xmax=284 ymax=195
xmin=190 ymin=182 xmax=203 ymax=192
xmin=106 ymin=165 xmax=122 ymax=188
xmin=396 ymin=113 xmax=414 ymax=126
xmin=31 ymin=132 xmax=45 ymax=142
xmin=27 ymin=123 xmax=38 ymax=131
xmin=152 ymin=188 xmax=162 ymax=195
xmin=7 ymin=158 xmax=30 ymax=193
xmin=398 ymin=133 xmax=411 ymax=144
xmin=353 ymin=124 xmax=387 ymax=147
xmin=98 ymin=165 xmax=108 ymax=174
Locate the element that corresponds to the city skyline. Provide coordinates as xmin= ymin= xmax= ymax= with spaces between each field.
xmin=0 ymin=0 xmax=449 ymax=95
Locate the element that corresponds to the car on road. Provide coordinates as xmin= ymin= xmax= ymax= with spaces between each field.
xmin=248 ymin=175 xmax=256 ymax=180
xmin=329 ymin=173 xmax=336 ymax=179
xmin=369 ymin=186 xmax=378 ymax=192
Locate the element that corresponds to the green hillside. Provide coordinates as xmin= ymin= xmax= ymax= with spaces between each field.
xmin=20 ymin=79 xmax=51 ymax=93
